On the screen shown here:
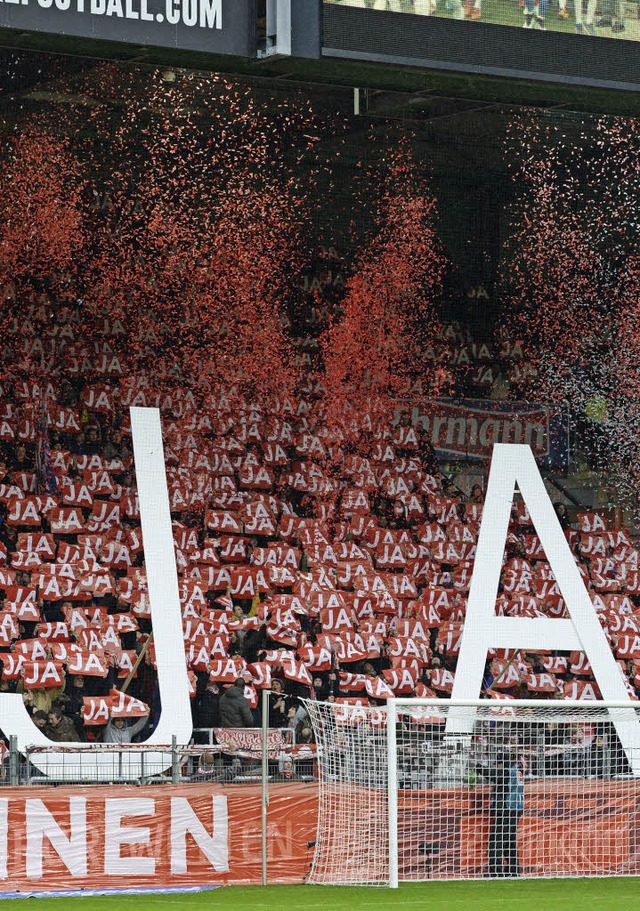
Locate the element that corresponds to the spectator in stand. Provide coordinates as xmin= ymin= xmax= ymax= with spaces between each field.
xmin=45 ymin=707 xmax=81 ymax=742
xmin=469 ymin=483 xmax=484 ymax=504
xmin=197 ymin=750 xmax=218 ymax=778
xmin=103 ymin=427 xmax=126 ymax=462
xmin=285 ymin=704 xmax=299 ymax=731
xmin=0 ymin=679 xmax=15 ymax=698
xmin=312 ymin=674 xmax=339 ymax=702
xmin=220 ymin=740 xmax=243 ymax=781
xmin=243 ymin=623 xmax=267 ymax=664
xmin=554 ymin=502 xmax=571 ymax=530
xmin=65 ymin=674 xmax=87 ymax=730
xmin=31 ymin=710 xmax=49 ymax=733
xmin=280 ymin=757 xmax=302 ymax=781
xmin=417 ymin=425 xmax=440 ymax=478
xmin=58 ymin=379 xmax=79 ymax=408
xmin=78 ymin=423 xmax=102 ymax=455
xmin=292 ymin=702 xmax=310 ymax=731
xmin=103 ymin=714 xmax=149 ymax=744
xmin=588 ymin=731 xmax=606 ymax=777
xmin=11 ymin=443 xmax=33 ymax=472
xmin=296 ymin=723 xmax=315 ymax=745
xmin=268 ymin=678 xmax=289 ymax=727
xmin=22 ymin=684 xmax=66 ymax=717
xmin=219 ymin=678 xmax=254 ymax=728
xmin=490 ymin=371 xmax=510 ymax=401
xmin=193 ymin=679 xmax=220 ymax=739
xmin=362 ymin=661 xmax=379 ymax=679
xmin=0 ymin=523 xmax=17 ymax=554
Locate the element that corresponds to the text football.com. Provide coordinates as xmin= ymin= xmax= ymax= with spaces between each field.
xmin=0 ymin=0 xmax=222 ymax=29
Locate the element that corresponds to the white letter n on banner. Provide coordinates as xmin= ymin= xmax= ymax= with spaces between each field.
xmin=448 ymin=443 xmax=640 ymax=775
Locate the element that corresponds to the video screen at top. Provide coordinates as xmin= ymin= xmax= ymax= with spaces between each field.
xmin=326 ymin=0 xmax=636 ymax=41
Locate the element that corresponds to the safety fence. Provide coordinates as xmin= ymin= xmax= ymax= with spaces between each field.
xmin=0 ymin=730 xmax=316 ymax=786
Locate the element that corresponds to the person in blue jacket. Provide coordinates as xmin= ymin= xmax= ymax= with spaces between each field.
xmin=477 ymin=751 xmax=525 ymax=877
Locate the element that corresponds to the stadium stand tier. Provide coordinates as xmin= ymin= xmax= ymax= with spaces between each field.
xmin=0 ymin=313 xmax=637 ymax=781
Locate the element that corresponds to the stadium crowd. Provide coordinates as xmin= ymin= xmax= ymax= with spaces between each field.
xmin=0 ymin=315 xmax=639 ymax=772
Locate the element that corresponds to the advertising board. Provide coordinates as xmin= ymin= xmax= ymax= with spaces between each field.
xmin=0 ymin=0 xmax=256 ymax=55
xmin=323 ymin=1 xmax=640 ymax=90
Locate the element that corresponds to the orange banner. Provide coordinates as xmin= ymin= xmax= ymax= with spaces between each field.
xmin=2 ymin=779 xmax=640 ymax=891
xmin=0 ymin=783 xmax=317 ymax=892
xmin=398 ymin=779 xmax=640 ymax=878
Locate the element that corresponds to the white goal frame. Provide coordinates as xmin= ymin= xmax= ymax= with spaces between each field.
xmin=305 ymin=697 xmax=640 ymax=888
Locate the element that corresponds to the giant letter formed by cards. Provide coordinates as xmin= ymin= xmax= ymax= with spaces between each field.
xmin=0 ymin=408 xmax=192 ymax=779
xmin=448 ymin=444 xmax=640 ymax=775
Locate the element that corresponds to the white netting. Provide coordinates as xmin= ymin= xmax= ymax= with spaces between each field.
xmin=304 ymin=700 xmax=390 ymax=884
xmin=304 ymin=699 xmax=640 ymax=885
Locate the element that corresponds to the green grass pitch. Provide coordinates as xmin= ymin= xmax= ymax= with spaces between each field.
xmin=4 ymin=880 xmax=640 ymax=911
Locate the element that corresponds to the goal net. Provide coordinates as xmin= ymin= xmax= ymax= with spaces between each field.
xmin=303 ymin=698 xmax=640 ymax=886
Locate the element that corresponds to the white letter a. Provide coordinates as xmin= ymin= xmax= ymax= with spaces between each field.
xmin=449 ymin=443 xmax=640 ymax=774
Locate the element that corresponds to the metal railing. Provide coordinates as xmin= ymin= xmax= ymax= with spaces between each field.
xmin=0 ymin=733 xmax=316 ymax=786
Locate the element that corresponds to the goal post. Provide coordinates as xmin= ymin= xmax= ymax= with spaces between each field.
xmin=303 ymin=697 xmax=640 ymax=887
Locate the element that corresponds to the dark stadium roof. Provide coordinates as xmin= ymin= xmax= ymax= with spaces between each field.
xmin=1 ymin=27 xmax=640 ymax=118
